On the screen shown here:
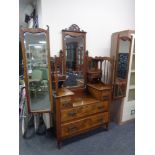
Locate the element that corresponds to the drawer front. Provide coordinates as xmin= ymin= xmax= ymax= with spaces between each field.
xmin=88 ymin=87 xmax=111 ymax=101
xmin=88 ymin=73 xmax=101 ymax=79
xmin=60 ymin=96 xmax=72 ymax=109
xmin=102 ymin=90 xmax=111 ymax=96
xmin=88 ymin=87 xmax=102 ymax=100
xmin=61 ymin=101 xmax=108 ymax=122
xmin=61 ymin=112 xmax=108 ymax=138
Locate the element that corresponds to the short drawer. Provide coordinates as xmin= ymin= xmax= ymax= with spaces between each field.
xmin=60 ymin=96 xmax=72 ymax=109
xmin=61 ymin=101 xmax=108 ymax=122
xmin=88 ymin=87 xmax=111 ymax=101
xmin=61 ymin=112 xmax=109 ymax=138
xmin=102 ymin=90 xmax=111 ymax=97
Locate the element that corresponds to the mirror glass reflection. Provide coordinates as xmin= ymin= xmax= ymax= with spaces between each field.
xmin=117 ymin=39 xmax=130 ymax=80
xmin=64 ymin=35 xmax=84 ymax=87
xmin=114 ymin=38 xmax=130 ymax=98
xmin=24 ymin=32 xmax=50 ymax=111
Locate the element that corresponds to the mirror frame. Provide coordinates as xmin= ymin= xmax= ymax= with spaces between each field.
xmin=116 ymin=36 xmax=132 ymax=80
xmin=113 ymin=34 xmax=132 ymax=99
xmin=20 ymin=26 xmax=53 ymax=113
xmin=62 ymin=24 xmax=87 ymax=88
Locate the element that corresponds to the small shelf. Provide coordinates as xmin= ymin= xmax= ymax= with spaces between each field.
xmin=131 ymin=69 xmax=135 ymax=72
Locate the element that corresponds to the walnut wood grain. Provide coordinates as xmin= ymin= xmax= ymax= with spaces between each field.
xmin=56 ymin=88 xmax=74 ymax=98
xmin=61 ymin=101 xmax=108 ymax=122
xmin=61 ymin=112 xmax=108 ymax=138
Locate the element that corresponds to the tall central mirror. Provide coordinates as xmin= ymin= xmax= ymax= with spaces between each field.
xmin=62 ymin=24 xmax=86 ymax=88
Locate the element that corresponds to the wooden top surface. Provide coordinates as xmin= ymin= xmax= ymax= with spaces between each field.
xmin=72 ymin=96 xmax=100 ymax=107
xmin=87 ymin=83 xmax=112 ymax=90
xmin=56 ymin=88 xmax=74 ymax=98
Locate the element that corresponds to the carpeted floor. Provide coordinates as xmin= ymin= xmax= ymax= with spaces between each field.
xmin=19 ymin=121 xmax=135 ymax=155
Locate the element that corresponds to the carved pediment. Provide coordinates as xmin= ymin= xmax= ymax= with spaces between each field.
xmin=63 ymin=24 xmax=85 ymax=32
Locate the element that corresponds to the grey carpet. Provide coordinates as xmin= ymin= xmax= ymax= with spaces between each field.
xmin=19 ymin=121 xmax=135 ymax=155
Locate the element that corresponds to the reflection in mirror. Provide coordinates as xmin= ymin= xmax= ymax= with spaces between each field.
xmin=24 ymin=32 xmax=50 ymax=111
xmin=64 ymin=35 xmax=84 ymax=87
xmin=114 ymin=38 xmax=130 ymax=97
xmin=117 ymin=39 xmax=130 ymax=79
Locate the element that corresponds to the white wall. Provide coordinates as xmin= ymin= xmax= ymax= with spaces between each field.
xmin=36 ymin=0 xmax=42 ymax=28
xmin=38 ymin=0 xmax=135 ymax=57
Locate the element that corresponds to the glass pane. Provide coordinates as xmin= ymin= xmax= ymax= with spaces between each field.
xmin=130 ymin=72 xmax=135 ymax=85
xmin=131 ymin=55 xmax=135 ymax=70
xmin=133 ymin=41 xmax=135 ymax=53
xmin=128 ymin=89 xmax=135 ymax=101
xmin=24 ymin=32 xmax=50 ymax=111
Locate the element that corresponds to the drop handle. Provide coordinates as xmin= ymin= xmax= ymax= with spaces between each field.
xmin=68 ymin=111 xmax=76 ymax=117
xmin=98 ymin=106 xmax=104 ymax=112
xmin=102 ymin=96 xmax=109 ymax=100
xmin=63 ymin=102 xmax=70 ymax=107
xmin=68 ymin=126 xmax=78 ymax=132
xmin=97 ymin=118 xmax=103 ymax=123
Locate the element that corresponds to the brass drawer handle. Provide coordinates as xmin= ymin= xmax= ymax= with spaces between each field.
xmin=68 ymin=111 xmax=76 ymax=117
xmin=102 ymin=96 xmax=109 ymax=100
xmin=62 ymin=102 xmax=71 ymax=108
xmin=98 ymin=106 xmax=104 ymax=112
xmin=68 ymin=126 xmax=78 ymax=132
xmin=98 ymin=118 xmax=103 ymax=123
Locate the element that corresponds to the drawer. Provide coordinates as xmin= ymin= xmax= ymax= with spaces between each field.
xmin=60 ymin=96 xmax=72 ymax=109
xmin=61 ymin=101 xmax=108 ymax=122
xmin=102 ymin=90 xmax=111 ymax=97
xmin=88 ymin=73 xmax=101 ymax=79
xmin=61 ymin=112 xmax=109 ymax=138
xmin=88 ymin=87 xmax=111 ymax=101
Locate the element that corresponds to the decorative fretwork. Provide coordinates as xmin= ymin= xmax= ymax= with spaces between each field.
xmin=63 ymin=24 xmax=85 ymax=32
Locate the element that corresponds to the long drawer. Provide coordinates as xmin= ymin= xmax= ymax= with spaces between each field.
xmin=61 ymin=101 xmax=108 ymax=122
xmin=61 ymin=112 xmax=108 ymax=138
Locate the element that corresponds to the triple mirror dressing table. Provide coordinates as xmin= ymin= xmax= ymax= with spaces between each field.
xmin=52 ymin=24 xmax=114 ymax=148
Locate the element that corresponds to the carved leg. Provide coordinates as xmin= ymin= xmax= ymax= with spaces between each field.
xmin=104 ymin=123 xmax=109 ymax=131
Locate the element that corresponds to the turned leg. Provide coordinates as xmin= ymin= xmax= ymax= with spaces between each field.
xmin=105 ymin=123 xmax=109 ymax=131
xmin=103 ymin=123 xmax=109 ymax=131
